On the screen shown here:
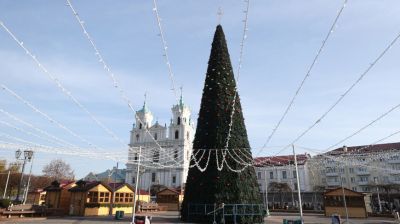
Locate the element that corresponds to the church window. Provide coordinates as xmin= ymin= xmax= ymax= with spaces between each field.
xmin=139 ymin=123 xmax=142 ymax=129
xmin=154 ymin=133 xmax=158 ymax=140
xmin=132 ymin=177 xmax=136 ymax=184
xmin=153 ymin=151 xmax=160 ymax=163
xmin=136 ymin=134 xmax=139 ymax=142
xmin=177 ymin=117 xmax=181 ymax=125
xmin=134 ymin=153 xmax=138 ymax=161
xmin=175 ymin=130 xmax=179 ymax=139
xmin=172 ymin=176 xmax=176 ymax=184
xmin=151 ymin=173 xmax=156 ymax=182
xmin=174 ymin=149 xmax=178 ymax=159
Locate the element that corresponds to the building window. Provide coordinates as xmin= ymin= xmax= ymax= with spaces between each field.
xmin=153 ymin=151 xmax=160 ymax=163
xmin=294 ymin=184 xmax=298 ymax=191
xmin=175 ymin=130 xmax=179 ymax=139
xmin=172 ymin=176 xmax=176 ymax=184
xmin=269 ymin=172 xmax=274 ymax=179
xmin=352 ymin=187 xmax=357 ymax=191
xmin=174 ymin=149 xmax=178 ymax=159
xmin=134 ymin=153 xmax=138 ymax=161
xmin=152 ymin=173 xmax=156 ymax=182
xmin=282 ymin=171 xmax=287 ymax=179
xmin=88 ymin=192 xmax=98 ymax=203
xmin=349 ymin=168 xmax=354 ymax=173
xmin=139 ymin=123 xmax=142 ymax=129
xmin=115 ymin=193 xmax=133 ymax=203
xmin=177 ymin=117 xmax=181 ymax=125
xmin=342 ymin=177 xmax=346 ymax=183
xmin=360 ymin=176 xmax=369 ymax=182
xmin=257 ymin=172 xmax=261 ymax=179
xmin=136 ymin=134 xmax=139 ymax=142
xmin=154 ymin=133 xmax=158 ymax=140
xmin=293 ymin=170 xmax=297 ymax=179
xmin=132 ymin=177 xmax=136 ymax=184
xmin=351 ymin=177 xmax=355 ymax=183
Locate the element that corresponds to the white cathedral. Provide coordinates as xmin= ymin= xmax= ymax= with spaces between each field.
xmin=125 ymin=94 xmax=195 ymax=193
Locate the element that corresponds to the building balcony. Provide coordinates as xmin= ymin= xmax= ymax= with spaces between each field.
xmin=358 ymin=181 xmax=370 ymax=186
xmin=388 ymin=159 xmax=400 ymax=164
xmin=356 ymin=170 xmax=370 ymax=175
xmin=389 ymin=170 xmax=400 ymax=175
xmin=325 ymin=172 xmax=339 ymax=177
xmin=326 ymin=181 xmax=340 ymax=186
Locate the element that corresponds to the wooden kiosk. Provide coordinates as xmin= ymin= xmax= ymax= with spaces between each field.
xmin=324 ymin=187 xmax=368 ymax=218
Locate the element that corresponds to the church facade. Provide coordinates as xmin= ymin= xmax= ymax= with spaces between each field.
xmin=125 ymin=96 xmax=195 ymax=193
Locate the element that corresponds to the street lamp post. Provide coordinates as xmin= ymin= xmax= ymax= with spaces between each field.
xmin=374 ymin=177 xmax=382 ymax=213
xmin=15 ymin=149 xmax=33 ymax=203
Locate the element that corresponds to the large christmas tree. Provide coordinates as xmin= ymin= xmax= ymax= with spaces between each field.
xmin=181 ymin=25 xmax=263 ymax=223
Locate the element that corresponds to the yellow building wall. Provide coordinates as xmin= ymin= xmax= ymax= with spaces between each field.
xmin=84 ymin=206 xmax=110 ymax=216
xmin=111 ymin=206 xmax=133 ymax=215
xmin=325 ymin=206 xmax=367 ymax=218
xmin=138 ymin=195 xmax=150 ymax=202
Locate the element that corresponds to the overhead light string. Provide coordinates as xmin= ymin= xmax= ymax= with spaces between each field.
xmin=256 ymin=0 xmax=348 ymax=157
xmin=0 ymin=21 xmax=126 ymax=148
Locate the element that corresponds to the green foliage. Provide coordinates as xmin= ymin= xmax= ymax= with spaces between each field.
xmin=181 ymin=25 xmax=263 ymax=223
xmin=0 ymin=198 xmax=11 ymax=208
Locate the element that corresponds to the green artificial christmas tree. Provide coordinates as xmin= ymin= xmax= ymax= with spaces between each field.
xmin=181 ymin=25 xmax=263 ymax=223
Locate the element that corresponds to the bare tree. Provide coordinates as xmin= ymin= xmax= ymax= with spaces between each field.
xmin=42 ymin=159 xmax=74 ymax=181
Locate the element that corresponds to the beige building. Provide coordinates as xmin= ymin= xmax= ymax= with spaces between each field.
xmin=310 ymin=142 xmax=400 ymax=193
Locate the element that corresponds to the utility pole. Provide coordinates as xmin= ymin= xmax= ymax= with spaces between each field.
xmin=15 ymin=150 xmax=33 ymax=203
xmin=23 ymin=153 xmax=34 ymax=204
xmin=292 ymin=145 xmax=303 ymax=224
xmin=340 ymin=165 xmax=349 ymax=223
xmin=374 ymin=177 xmax=382 ymax=213
xmin=3 ymin=170 xmax=10 ymax=198
xmin=263 ymin=169 xmax=270 ymax=216
xmin=131 ymin=146 xmax=142 ymax=224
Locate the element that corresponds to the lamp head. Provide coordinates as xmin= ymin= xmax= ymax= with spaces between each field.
xmin=15 ymin=149 xmax=22 ymax=159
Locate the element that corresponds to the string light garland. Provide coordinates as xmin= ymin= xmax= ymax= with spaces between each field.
xmin=325 ymin=102 xmax=400 ymax=152
xmin=64 ymin=1 xmax=176 ymax=163
xmin=0 ymin=120 xmax=68 ymax=148
xmin=1 ymin=84 xmax=106 ymax=151
xmin=224 ymin=0 xmax=251 ymax=150
xmin=0 ymin=108 xmax=77 ymax=149
xmin=256 ymin=0 xmax=348 ymax=157
xmin=0 ymin=21 xmax=125 ymax=147
xmin=151 ymin=0 xmax=180 ymax=104
xmin=264 ymin=25 xmax=400 ymax=162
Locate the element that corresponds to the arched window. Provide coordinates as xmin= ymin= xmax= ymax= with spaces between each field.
xmin=175 ymin=130 xmax=179 ymax=139
xmin=154 ymin=133 xmax=158 ymax=140
xmin=177 ymin=117 xmax=181 ymax=125
xmin=174 ymin=149 xmax=178 ymax=159
xmin=136 ymin=134 xmax=139 ymax=142
xmin=139 ymin=123 xmax=142 ymax=129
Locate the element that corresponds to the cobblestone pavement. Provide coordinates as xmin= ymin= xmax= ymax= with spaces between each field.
xmin=0 ymin=211 xmax=398 ymax=224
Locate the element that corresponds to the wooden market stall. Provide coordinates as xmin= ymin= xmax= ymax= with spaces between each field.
xmin=26 ymin=188 xmax=46 ymax=205
xmin=324 ymin=187 xmax=368 ymax=218
xmin=156 ymin=188 xmax=183 ymax=211
xmin=108 ymin=183 xmax=135 ymax=215
xmin=43 ymin=180 xmax=76 ymax=215
xmin=68 ymin=180 xmax=112 ymax=216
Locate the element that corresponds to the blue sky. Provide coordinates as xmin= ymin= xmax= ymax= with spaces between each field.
xmin=1 ymin=0 xmax=400 ymax=178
